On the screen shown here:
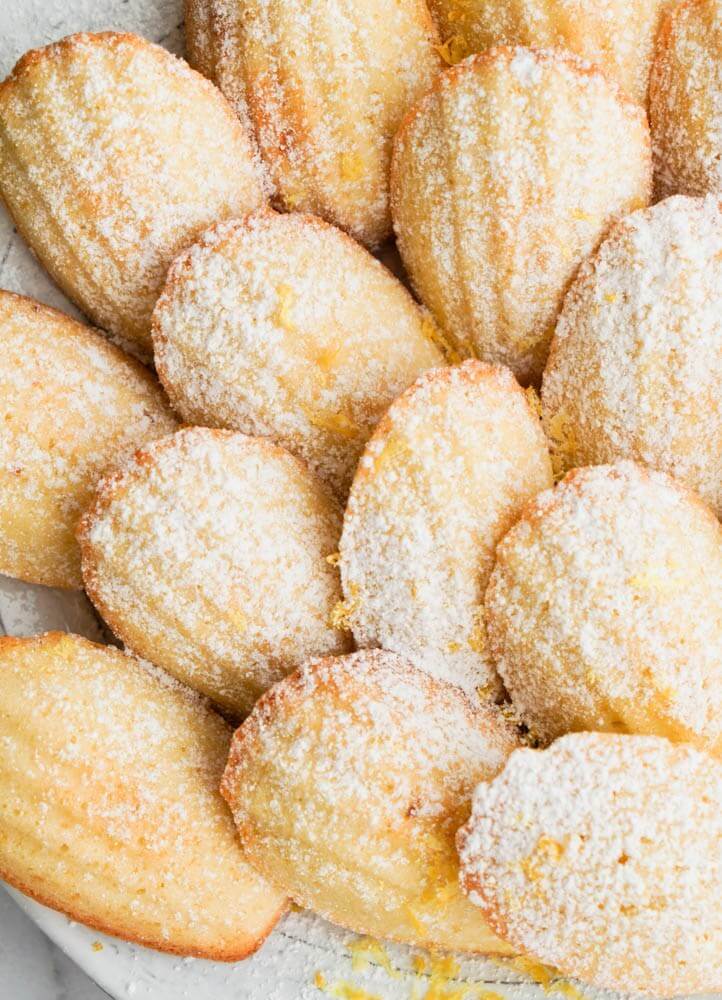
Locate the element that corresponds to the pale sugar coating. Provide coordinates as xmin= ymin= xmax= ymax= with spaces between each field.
xmin=184 ymin=0 xmax=441 ymax=248
xmin=78 ymin=427 xmax=351 ymax=717
xmin=542 ymin=196 xmax=722 ymax=514
xmin=0 ymin=631 xmax=287 ymax=959
xmin=222 ymin=648 xmax=521 ymax=953
xmin=650 ymin=0 xmax=722 ymax=198
xmin=391 ymin=46 xmax=652 ymax=385
xmin=0 ymin=290 xmax=177 ymax=590
xmin=152 ymin=212 xmax=442 ymax=499
xmin=458 ymin=732 xmax=722 ymax=995
xmin=0 ymin=31 xmax=264 ymax=354
xmin=485 ymin=462 xmax=722 ymax=756
xmin=340 ymin=361 xmax=553 ymax=699
xmin=426 ymin=0 xmax=674 ymax=103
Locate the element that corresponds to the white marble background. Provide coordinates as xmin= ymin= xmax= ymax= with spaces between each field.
xmin=1 ymin=889 xmax=108 ymax=1000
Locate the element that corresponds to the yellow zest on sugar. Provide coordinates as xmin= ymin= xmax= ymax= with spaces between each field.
xmin=525 ymin=386 xmax=542 ymax=419
xmin=546 ymin=407 xmax=578 ymax=480
xmin=348 ymin=937 xmax=400 ymax=979
xmin=308 ymin=408 xmax=360 ymax=438
xmin=435 ymin=35 xmax=468 ymax=66
xmin=421 ymin=315 xmax=464 ymax=364
xmin=340 ymin=152 xmax=365 ymax=181
xmin=274 ymin=283 xmax=296 ymax=331
xmin=329 ymin=585 xmax=359 ymax=630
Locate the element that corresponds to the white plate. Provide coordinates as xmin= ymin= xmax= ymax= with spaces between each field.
xmin=0 ymin=3 xmax=719 ymax=999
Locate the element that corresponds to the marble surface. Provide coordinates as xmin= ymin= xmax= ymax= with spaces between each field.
xmin=0 ymin=889 xmax=107 ymax=1000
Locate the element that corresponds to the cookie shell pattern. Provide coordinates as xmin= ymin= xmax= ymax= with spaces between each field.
xmin=391 ymin=46 xmax=652 ymax=384
xmin=184 ymin=0 xmax=441 ymax=247
xmin=222 ymin=649 xmax=521 ymax=953
xmin=0 ymin=632 xmax=287 ymax=959
xmin=0 ymin=31 xmax=265 ymax=353
xmin=0 ymin=290 xmax=177 ymax=589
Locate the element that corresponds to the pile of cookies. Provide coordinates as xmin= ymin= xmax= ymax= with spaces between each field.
xmin=0 ymin=1 xmax=720 ymax=996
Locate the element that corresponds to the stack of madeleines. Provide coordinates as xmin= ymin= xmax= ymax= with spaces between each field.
xmin=0 ymin=1 xmax=720 ymax=995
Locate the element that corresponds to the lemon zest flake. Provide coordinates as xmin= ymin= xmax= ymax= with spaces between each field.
xmin=421 ymin=315 xmax=464 ymax=364
xmin=340 ymin=151 xmax=364 ymax=181
xmin=273 ymin=283 xmax=296 ymax=331
xmin=435 ymin=35 xmax=468 ymax=66
xmin=347 ymin=937 xmax=400 ymax=980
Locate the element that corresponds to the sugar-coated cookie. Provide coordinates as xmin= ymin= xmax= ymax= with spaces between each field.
xmin=0 ymin=632 xmax=287 ymax=959
xmin=222 ymin=649 xmax=521 ymax=953
xmin=458 ymin=732 xmax=722 ymax=995
xmin=427 ymin=0 xmax=672 ymax=103
xmin=391 ymin=47 xmax=652 ymax=384
xmin=184 ymin=0 xmax=441 ymax=247
xmin=0 ymin=31 xmax=264 ymax=353
xmin=0 ymin=290 xmax=176 ymax=589
xmin=79 ymin=427 xmax=350 ymax=716
xmin=340 ymin=361 xmax=552 ymax=698
xmin=153 ymin=213 xmax=442 ymax=497
xmin=542 ymin=196 xmax=722 ymax=513
xmin=485 ymin=462 xmax=722 ymax=755
xmin=650 ymin=0 xmax=722 ymax=197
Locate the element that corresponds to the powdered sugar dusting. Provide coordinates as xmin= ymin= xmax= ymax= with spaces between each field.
xmin=485 ymin=462 xmax=722 ymax=753
xmin=222 ymin=648 xmax=521 ymax=952
xmin=542 ymin=195 xmax=722 ymax=514
xmin=391 ymin=46 xmax=652 ymax=385
xmin=650 ymin=0 xmax=722 ymax=198
xmin=152 ymin=212 xmax=442 ymax=498
xmin=79 ymin=427 xmax=350 ymax=716
xmin=340 ymin=361 xmax=552 ymax=698
xmin=427 ymin=0 xmax=673 ymax=103
xmin=458 ymin=732 xmax=722 ymax=995
xmin=0 ymin=631 xmax=285 ymax=956
xmin=0 ymin=30 xmax=264 ymax=353
xmin=0 ymin=290 xmax=176 ymax=589
xmin=185 ymin=0 xmax=441 ymax=247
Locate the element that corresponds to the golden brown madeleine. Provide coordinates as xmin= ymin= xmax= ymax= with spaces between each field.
xmin=427 ymin=0 xmax=672 ymax=103
xmin=222 ymin=649 xmax=521 ymax=953
xmin=152 ymin=212 xmax=443 ymax=498
xmin=542 ymin=196 xmax=722 ymax=513
xmin=485 ymin=462 xmax=722 ymax=755
xmin=0 ymin=632 xmax=287 ymax=959
xmin=0 ymin=32 xmax=264 ymax=354
xmin=78 ymin=427 xmax=350 ymax=716
xmin=184 ymin=0 xmax=441 ymax=247
xmin=391 ymin=47 xmax=652 ymax=385
xmin=458 ymin=733 xmax=722 ymax=995
xmin=650 ymin=0 xmax=722 ymax=197
xmin=339 ymin=362 xmax=552 ymax=699
xmin=0 ymin=290 xmax=176 ymax=590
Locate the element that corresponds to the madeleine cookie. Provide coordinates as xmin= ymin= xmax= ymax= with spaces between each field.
xmin=0 ymin=632 xmax=287 ymax=958
xmin=340 ymin=362 xmax=552 ymax=698
xmin=0 ymin=32 xmax=264 ymax=354
xmin=79 ymin=427 xmax=350 ymax=716
xmin=650 ymin=0 xmax=722 ymax=197
xmin=427 ymin=0 xmax=672 ymax=103
xmin=391 ymin=47 xmax=651 ymax=384
xmin=184 ymin=0 xmax=440 ymax=247
xmin=485 ymin=462 xmax=722 ymax=755
xmin=152 ymin=213 xmax=442 ymax=498
xmin=542 ymin=196 xmax=722 ymax=513
xmin=222 ymin=649 xmax=520 ymax=953
xmin=458 ymin=733 xmax=722 ymax=995
xmin=0 ymin=291 xmax=176 ymax=590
